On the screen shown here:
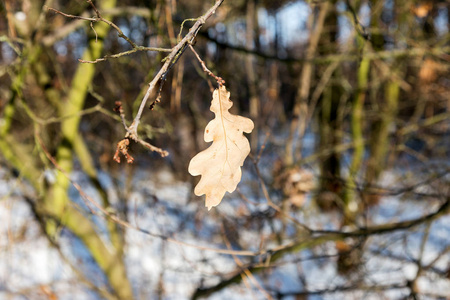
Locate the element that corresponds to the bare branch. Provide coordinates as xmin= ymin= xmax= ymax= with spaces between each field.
xmin=113 ymin=101 xmax=128 ymax=129
xmin=46 ymin=3 xmax=171 ymax=62
xmin=135 ymin=139 xmax=169 ymax=157
xmin=78 ymin=46 xmax=172 ymax=64
xmin=189 ymin=44 xmax=225 ymax=86
xmin=128 ymin=0 xmax=225 ymax=138
xmin=47 ymin=7 xmax=97 ymax=21
xmin=112 ymin=102 xmax=169 ymax=159
xmin=200 ymin=31 xmax=450 ymax=64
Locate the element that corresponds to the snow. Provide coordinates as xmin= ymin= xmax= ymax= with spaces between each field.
xmin=0 ymin=162 xmax=449 ymax=299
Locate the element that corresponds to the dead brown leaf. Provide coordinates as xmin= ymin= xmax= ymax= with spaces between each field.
xmin=188 ymin=86 xmax=254 ymax=210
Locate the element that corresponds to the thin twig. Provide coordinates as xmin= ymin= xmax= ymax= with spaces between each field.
xmin=189 ymin=44 xmax=225 ymax=85
xmin=249 ymin=154 xmax=313 ymax=234
xmin=112 ymin=102 xmax=169 ymax=159
xmin=344 ymin=0 xmax=369 ymax=40
xmin=150 ymin=43 xmax=191 ymax=110
xmin=136 ymin=139 xmax=169 ymax=157
xmin=128 ymin=0 xmax=225 ymax=138
xmin=47 ymin=7 xmax=97 ymax=21
xmin=221 ymin=224 xmax=273 ymax=300
xmin=200 ymin=32 xmax=450 ymax=65
xmin=178 ymin=18 xmax=198 ymax=41
xmin=114 ymin=101 xmax=128 ymax=129
xmin=47 ymin=3 xmax=171 ymax=63
xmin=256 ymin=132 xmax=270 ymax=163
xmin=78 ymin=46 xmax=172 ymax=63
xmin=85 ymin=0 xmax=136 ymax=48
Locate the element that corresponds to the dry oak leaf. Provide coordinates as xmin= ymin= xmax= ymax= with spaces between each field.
xmin=188 ymin=86 xmax=254 ymax=210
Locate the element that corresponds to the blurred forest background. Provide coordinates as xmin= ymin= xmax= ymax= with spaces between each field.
xmin=0 ymin=0 xmax=449 ymax=299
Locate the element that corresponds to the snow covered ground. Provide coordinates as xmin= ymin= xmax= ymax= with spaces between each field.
xmin=0 ymin=163 xmax=449 ymax=299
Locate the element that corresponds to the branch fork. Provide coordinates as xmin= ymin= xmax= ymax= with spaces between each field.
xmin=49 ymin=0 xmax=226 ymax=162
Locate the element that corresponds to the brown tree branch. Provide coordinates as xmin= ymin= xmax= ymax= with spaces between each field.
xmin=47 ymin=3 xmax=172 ymax=62
xmin=199 ymin=31 xmax=450 ymax=64
xmin=192 ymin=196 xmax=449 ymax=298
xmin=128 ymin=0 xmax=225 ymax=138
xmin=50 ymin=0 xmax=226 ymax=158
xmin=189 ymin=44 xmax=225 ymax=86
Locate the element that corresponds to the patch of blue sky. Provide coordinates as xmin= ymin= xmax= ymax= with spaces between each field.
xmin=276 ymin=1 xmax=311 ymax=47
xmin=435 ymin=7 xmax=449 ymax=36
